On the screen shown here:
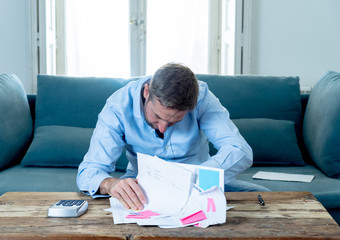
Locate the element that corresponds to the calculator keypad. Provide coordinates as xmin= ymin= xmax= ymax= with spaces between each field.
xmin=56 ymin=200 xmax=84 ymax=206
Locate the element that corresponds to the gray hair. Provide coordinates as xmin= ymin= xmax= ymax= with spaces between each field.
xmin=149 ymin=63 xmax=199 ymax=111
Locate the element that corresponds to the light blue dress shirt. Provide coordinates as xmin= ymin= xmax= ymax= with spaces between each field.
xmin=77 ymin=76 xmax=253 ymax=197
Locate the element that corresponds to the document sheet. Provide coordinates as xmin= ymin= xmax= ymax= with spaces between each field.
xmin=105 ymin=153 xmax=228 ymax=228
xmin=252 ymin=171 xmax=315 ymax=182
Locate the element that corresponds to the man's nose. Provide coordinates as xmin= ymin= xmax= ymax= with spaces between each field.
xmin=158 ymin=121 xmax=168 ymax=133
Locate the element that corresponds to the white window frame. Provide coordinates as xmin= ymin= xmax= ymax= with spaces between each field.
xmin=219 ymin=0 xmax=252 ymax=75
xmin=208 ymin=0 xmax=222 ymax=74
xmin=238 ymin=0 xmax=252 ymax=74
xmin=55 ymin=0 xmax=66 ymax=75
xmin=130 ymin=0 xmax=147 ymax=76
xmin=37 ymin=0 xmax=57 ymax=75
xmin=31 ymin=0 xmax=57 ymax=92
xmin=30 ymin=0 xmax=39 ymax=93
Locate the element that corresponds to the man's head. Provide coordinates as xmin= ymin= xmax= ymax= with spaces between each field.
xmin=143 ymin=63 xmax=199 ymax=133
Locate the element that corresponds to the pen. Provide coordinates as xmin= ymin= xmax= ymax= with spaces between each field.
xmin=258 ymin=194 xmax=265 ymax=206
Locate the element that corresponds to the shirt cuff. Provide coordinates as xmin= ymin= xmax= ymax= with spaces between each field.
xmin=88 ymin=172 xmax=113 ymax=198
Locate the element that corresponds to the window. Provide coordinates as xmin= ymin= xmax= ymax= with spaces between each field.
xmin=58 ymin=0 xmax=130 ymax=77
xmin=145 ymin=0 xmax=209 ymax=75
xmin=34 ymin=0 xmax=250 ymax=81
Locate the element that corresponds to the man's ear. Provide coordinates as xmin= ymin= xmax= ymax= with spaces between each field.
xmin=143 ymin=83 xmax=150 ymax=100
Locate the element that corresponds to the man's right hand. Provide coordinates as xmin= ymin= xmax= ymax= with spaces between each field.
xmin=99 ymin=177 xmax=146 ymax=210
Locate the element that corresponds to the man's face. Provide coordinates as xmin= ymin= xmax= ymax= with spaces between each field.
xmin=143 ymin=84 xmax=188 ymax=133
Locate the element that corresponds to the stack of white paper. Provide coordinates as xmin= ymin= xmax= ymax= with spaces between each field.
xmin=105 ymin=153 xmax=228 ymax=228
xmin=252 ymin=171 xmax=315 ymax=182
xmin=137 ymin=154 xmax=192 ymax=216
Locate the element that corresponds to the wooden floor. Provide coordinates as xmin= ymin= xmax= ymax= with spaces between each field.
xmin=0 ymin=191 xmax=339 ymax=239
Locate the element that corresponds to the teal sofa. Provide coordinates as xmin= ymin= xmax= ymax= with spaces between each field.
xmin=1 ymin=72 xmax=339 ymax=225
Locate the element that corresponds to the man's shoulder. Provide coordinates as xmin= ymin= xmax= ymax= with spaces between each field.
xmin=195 ymin=80 xmax=224 ymax=116
xmin=104 ymin=76 xmax=151 ymax=118
xmin=107 ymin=76 xmax=150 ymax=102
xmin=196 ymin=80 xmax=210 ymax=102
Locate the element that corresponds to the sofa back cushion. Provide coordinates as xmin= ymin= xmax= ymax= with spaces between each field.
xmin=0 ymin=74 xmax=33 ymax=170
xmin=196 ymin=74 xmax=302 ymax=132
xmin=23 ymin=74 xmax=304 ymax=169
xmin=35 ymin=75 xmax=136 ymax=129
xmin=233 ymin=118 xmax=304 ymax=166
xmin=197 ymin=74 xmax=304 ymax=166
xmin=22 ymin=75 xmax=134 ymax=170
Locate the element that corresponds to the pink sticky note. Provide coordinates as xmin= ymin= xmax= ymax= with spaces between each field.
xmin=138 ymin=210 xmax=160 ymax=217
xmin=180 ymin=210 xmax=207 ymax=225
xmin=194 ymin=223 xmax=203 ymax=228
xmin=207 ymin=197 xmax=216 ymax=212
xmin=125 ymin=214 xmax=150 ymax=219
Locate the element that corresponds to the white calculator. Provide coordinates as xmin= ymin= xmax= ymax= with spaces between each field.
xmin=48 ymin=200 xmax=88 ymax=217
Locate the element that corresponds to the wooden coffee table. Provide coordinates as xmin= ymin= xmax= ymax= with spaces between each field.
xmin=0 ymin=191 xmax=339 ymax=239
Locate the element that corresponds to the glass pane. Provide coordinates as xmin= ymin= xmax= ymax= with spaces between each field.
xmin=146 ymin=0 xmax=209 ymax=75
xmin=64 ymin=0 xmax=129 ymax=77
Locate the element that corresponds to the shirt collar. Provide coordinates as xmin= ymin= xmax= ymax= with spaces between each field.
xmin=133 ymin=76 xmax=151 ymax=119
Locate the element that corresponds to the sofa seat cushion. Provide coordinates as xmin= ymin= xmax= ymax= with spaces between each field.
xmin=0 ymin=74 xmax=32 ymax=170
xmin=303 ymin=71 xmax=340 ymax=178
xmin=0 ymin=164 xmax=124 ymax=196
xmin=236 ymin=164 xmax=340 ymax=209
xmin=21 ymin=125 xmax=128 ymax=170
xmin=233 ymin=118 xmax=304 ymax=166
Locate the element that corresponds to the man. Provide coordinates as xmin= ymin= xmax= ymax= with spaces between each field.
xmin=77 ymin=63 xmax=269 ymax=210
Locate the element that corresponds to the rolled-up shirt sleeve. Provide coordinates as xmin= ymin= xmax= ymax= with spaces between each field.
xmin=195 ymin=84 xmax=253 ymax=183
xmin=77 ymin=101 xmax=126 ymax=198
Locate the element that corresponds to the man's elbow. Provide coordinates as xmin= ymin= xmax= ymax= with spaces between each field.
xmin=245 ymin=146 xmax=253 ymax=168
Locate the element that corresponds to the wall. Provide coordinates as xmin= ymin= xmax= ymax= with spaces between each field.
xmin=250 ymin=0 xmax=340 ymax=88
xmin=0 ymin=0 xmax=33 ymax=93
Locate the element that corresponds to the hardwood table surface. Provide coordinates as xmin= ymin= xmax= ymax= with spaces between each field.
xmin=0 ymin=191 xmax=339 ymax=240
